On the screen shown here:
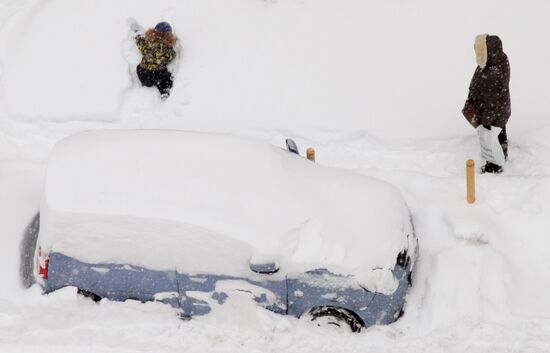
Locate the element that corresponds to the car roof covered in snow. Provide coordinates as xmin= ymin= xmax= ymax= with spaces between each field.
xmin=39 ymin=130 xmax=414 ymax=287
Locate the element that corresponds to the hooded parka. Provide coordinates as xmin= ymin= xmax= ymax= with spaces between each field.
xmin=462 ymin=35 xmax=511 ymax=129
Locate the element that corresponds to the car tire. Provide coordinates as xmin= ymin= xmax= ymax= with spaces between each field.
xmin=77 ymin=289 xmax=102 ymax=303
xmin=304 ymin=306 xmax=364 ymax=333
xmin=20 ymin=213 xmax=40 ymax=288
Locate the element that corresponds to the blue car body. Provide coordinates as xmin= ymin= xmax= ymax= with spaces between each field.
xmin=44 ymin=252 xmax=411 ymax=327
xmin=34 ymin=212 xmax=413 ymax=328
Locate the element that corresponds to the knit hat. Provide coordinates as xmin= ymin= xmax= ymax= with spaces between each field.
xmin=155 ymin=22 xmax=172 ymax=33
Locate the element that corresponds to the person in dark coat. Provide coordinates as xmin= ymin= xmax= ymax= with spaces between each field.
xmin=130 ymin=22 xmax=178 ymax=100
xmin=462 ymin=34 xmax=511 ymax=173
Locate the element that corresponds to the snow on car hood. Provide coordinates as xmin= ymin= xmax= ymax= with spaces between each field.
xmin=39 ymin=130 xmax=414 ymax=291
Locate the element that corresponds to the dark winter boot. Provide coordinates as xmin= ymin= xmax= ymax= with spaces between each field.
xmin=480 ymin=161 xmax=503 ymax=174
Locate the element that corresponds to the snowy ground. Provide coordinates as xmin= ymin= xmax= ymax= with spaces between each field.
xmin=2 ymin=129 xmax=550 ymax=352
xmin=2 ymin=0 xmax=550 ymax=352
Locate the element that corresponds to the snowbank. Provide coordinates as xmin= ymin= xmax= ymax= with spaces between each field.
xmin=0 ymin=0 xmax=127 ymax=120
xmin=39 ymin=130 xmax=413 ymax=282
xmin=2 ymin=0 xmax=550 ymax=139
xmin=4 ymin=129 xmax=550 ymax=352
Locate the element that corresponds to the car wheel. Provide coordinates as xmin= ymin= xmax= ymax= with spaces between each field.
xmin=304 ymin=306 xmax=364 ymax=333
xmin=20 ymin=213 xmax=40 ymax=288
xmin=77 ymin=289 xmax=102 ymax=303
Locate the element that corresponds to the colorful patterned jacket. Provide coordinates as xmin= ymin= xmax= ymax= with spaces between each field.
xmin=136 ymin=35 xmax=176 ymax=71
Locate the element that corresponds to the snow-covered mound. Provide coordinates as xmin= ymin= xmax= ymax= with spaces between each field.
xmin=2 ymin=0 xmax=550 ymax=140
xmin=40 ymin=130 xmax=414 ymax=281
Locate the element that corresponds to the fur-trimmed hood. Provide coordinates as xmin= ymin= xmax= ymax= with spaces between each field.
xmin=475 ymin=34 xmax=487 ymax=68
xmin=475 ymin=34 xmax=507 ymax=69
xmin=144 ymin=28 xmax=177 ymax=47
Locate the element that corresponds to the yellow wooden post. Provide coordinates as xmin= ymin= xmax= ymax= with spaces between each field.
xmin=466 ymin=159 xmax=476 ymax=204
xmin=306 ymin=147 xmax=315 ymax=162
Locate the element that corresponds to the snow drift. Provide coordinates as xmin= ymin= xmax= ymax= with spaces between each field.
xmin=2 ymin=0 xmax=550 ymax=140
xmin=39 ymin=130 xmax=415 ymax=286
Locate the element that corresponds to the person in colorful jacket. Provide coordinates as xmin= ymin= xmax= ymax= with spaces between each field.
xmin=130 ymin=21 xmax=177 ymax=99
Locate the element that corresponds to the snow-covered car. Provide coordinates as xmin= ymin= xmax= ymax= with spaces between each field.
xmin=27 ymin=130 xmax=417 ymax=332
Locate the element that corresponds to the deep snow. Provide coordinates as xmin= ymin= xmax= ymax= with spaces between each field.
xmin=3 ymin=130 xmax=550 ymax=352
xmin=41 ymin=130 xmax=413 ymax=286
xmin=3 ymin=0 xmax=550 ymax=140
xmin=1 ymin=0 xmax=550 ymax=352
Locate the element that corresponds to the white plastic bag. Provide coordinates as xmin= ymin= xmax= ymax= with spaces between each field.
xmin=477 ymin=126 xmax=506 ymax=166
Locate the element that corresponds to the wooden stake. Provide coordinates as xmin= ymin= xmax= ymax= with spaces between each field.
xmin=306 ymin=147 xmax=315 ymax=162
xmin=466 ymin=159 xmax=476 ymax=204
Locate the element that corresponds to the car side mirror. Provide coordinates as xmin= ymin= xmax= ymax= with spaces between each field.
xmin=249 ymin=262 xmax=279 ymax=274
xmin=249 ymin=255 xmax=279 ymax=274
xmin=285 ymin=138 xmax=299 ymax=155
